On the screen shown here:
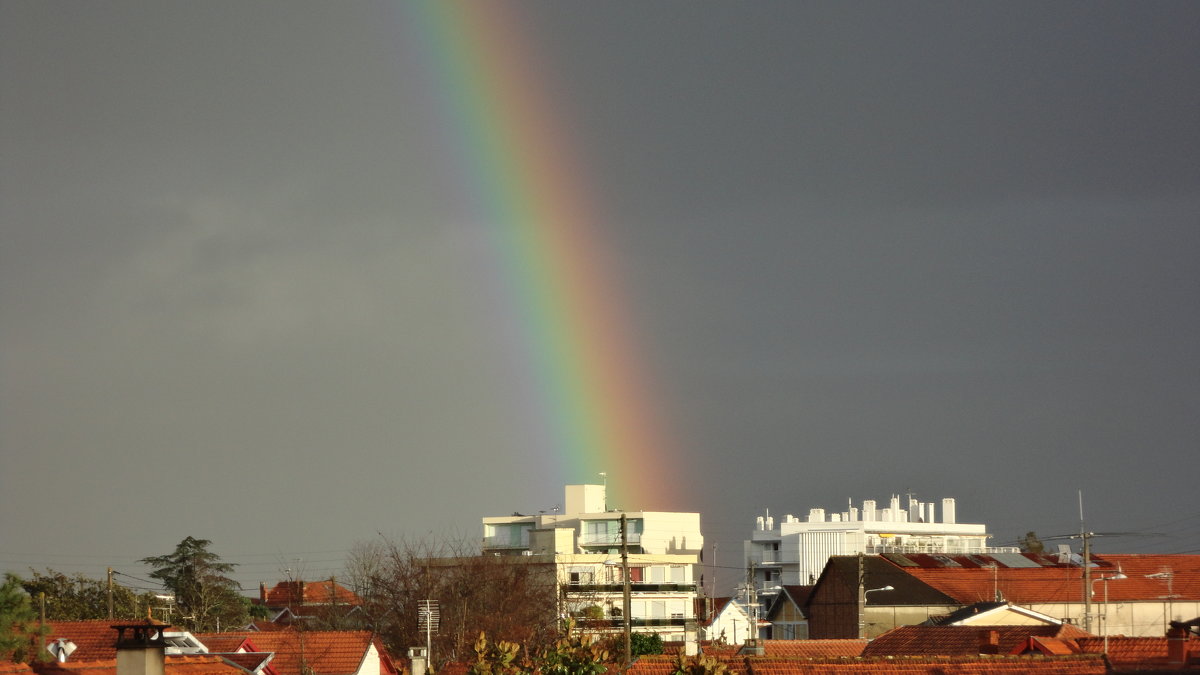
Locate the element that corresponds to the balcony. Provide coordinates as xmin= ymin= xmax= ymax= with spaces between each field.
xmin=481 ymin=536 xmax=528 ymax=550
xmin=564 ymin=583 xmax=697 ymax=594
xmin=576 ymin=618 xmax=689 ymax=629
xmin=579 ymin=532 xmax=641 ymax=548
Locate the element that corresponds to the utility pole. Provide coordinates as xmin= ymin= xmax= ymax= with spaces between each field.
xmin=107 ymin=567 xmax=115 ymax=619
xmin=857 ymin=553 xmax=867 ymax=639
xmin=1082 ymin=530 xmax=1093 ymax=633
xmin=620 ymin=513 xmax=632 ymax=669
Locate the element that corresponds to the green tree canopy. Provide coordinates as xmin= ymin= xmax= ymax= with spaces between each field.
xmin=1 ymin=572 xmax=42 ymax=662
xmin=629 ymin=632 xmax=663 ymax=657
xmin=140 ymin=537 xmax=248 ymax=632
xmin=20 ymin=569 xmax=156 ymax=621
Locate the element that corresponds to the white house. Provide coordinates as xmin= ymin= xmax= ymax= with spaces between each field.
xmin=696 ymin=597 xmax=754 ymax=646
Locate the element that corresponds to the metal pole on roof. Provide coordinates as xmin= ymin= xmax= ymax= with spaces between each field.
xmin=1082 ymin=531 xmax=1093 ymax=633
xmin=857 ymin=553 xmax=866 ymax=639
xmin=621 ymin=513 xmax=631 ymax=669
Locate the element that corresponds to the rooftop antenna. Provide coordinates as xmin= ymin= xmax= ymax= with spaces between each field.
xmin=599 ymin=472 xmax=608 ymax=510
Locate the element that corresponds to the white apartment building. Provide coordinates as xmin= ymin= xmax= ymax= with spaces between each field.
xmin=745 ymin=494 xmax=1016 ymax=590
xmin=482 ymin=484 xmax=703 ymax=642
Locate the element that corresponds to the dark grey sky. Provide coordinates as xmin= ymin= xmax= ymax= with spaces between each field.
xmin=3 ymin=1 xmax=1198 ymax=594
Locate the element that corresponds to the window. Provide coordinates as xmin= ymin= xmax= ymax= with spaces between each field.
xmin=585 ymin=520 xmax=619 ymax=545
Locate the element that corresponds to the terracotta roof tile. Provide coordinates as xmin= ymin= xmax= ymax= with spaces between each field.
xmin=742 ymin=655 xmax=1107 ymax=674
xmin=259 ymin=582 xmax=361 ymax=608
xmin=1015 ymin=637 xmax=1082 ymax=656
xmin=29 ymin=656 xmax=247 ymax=675
xmin=626 ymin=655 xmax=676 ymax=675
xmin=897 ymin=554 xmax=1200 ymax=605
xmin=213 ymin=653 xmax=274 ymax=673
xmin=36 ymin=621 xmax=180 ymax=662
xmin=191 ymin=630 xmax=388 ymax=675
xmin=1074 ymin=635 xmax=1200 ymax=668
xmin=862 ymin=625 xmax=1086 ymax=658
xmin=757 ymin=640 xmax=867 ymax=658
xmin=195 ymin=636 xmax=255 ymax=654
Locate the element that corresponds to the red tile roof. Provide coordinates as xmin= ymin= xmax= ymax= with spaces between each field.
xmin=29 ymin=656 xmax=248 ymax=675
xmin=259 ymin=582 xmax=361 ymax=608
xmin=1074 ymin=635 xmax=1200 ymax=669
xmin=195 ymin=636 xmax=255 ymax=654
xmin=192 ymin=631 xmax=391 ymax=675
xmin=625 ymin=655 xmax=676 ymax=675
xmin=756 ymin=640 xmax=867 ymax=658
xmin=898 ymin=554 xmax=1200 ymax=605
xmin=215 ymin=653 xmax=275 ymax=674
xmin=862 ymin=625 xmax=1090 ymax=658
xmin=37 ymin=621 xmax=181 ymax=662
xmin=1018 ymin=637 xmax=1083 ymax=656
xmin=742 ymin=655 xmax=1107 ymax=674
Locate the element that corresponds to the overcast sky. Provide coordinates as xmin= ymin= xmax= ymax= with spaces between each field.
xmin=2 ymin=1 xmax=1198 ymax=595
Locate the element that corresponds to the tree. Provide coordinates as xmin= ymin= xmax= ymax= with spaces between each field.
xmin=348 ymin=536 xmax=561 ymax=664
xmin=1020 ymin=531 xmax=1045 ymax=554
xmin=672 ymin=651 xmax=728 ymax=675
xmin=629 ymin=633 xmax=663 ymax=657
xmin=140 ymin=537 xmax=248 ymax=632
xmin=1 ymin=573 xmax=44 ymax=663
xmin=467 ymin=626 xmax=608 ymax=675
xmin=20 ymin=569 xmax=156 ymax=621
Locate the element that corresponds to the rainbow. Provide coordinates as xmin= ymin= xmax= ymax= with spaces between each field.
xmin=399 ymin=2 xmax=679 ymax=510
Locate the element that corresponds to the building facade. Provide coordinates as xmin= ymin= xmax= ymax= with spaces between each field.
xmin=745 ymin=494 xmax=1015 ymax=591
xmin=482 ymin=484 xmax=703 ymax=642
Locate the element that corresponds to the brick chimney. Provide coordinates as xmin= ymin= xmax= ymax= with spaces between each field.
xmin=260 ymin=582 xmax=268 ymax=604
xmin=978 ymin=629 xmax=1001 ymax=655
xmin=113 ymin=619 xmax=166 ymax=675
xmin=1167 ymin=626 xmax=1188 ymax=666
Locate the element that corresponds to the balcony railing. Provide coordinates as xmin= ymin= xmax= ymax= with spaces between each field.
xmin=576 ymin=618 xmax=689 ymax=628
xmin=863 ymin=544 xmax=1020 ymax=555
xmin=578 ymin=532 xmax=642 ymax=547
xmin=565 ymin=583 xmax=697 ymax=594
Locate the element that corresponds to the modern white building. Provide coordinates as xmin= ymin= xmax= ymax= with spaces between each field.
xmin=745 ymin=494 xmax=1015 ymax=590
xmin=482 ymin=484 xmax=704 ymax=643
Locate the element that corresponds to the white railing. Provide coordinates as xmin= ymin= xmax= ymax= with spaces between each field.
xmin=863 ymin=543 xmax=1019 ymax=555
xmin=579 ymin=532 xmax=641 ymax=547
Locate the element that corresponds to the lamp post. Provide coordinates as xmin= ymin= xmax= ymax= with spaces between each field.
xmin=859 ymin=585 xmax=894 ymax=638
xmin=1091 ymin=572 xmax=1126 ymax=653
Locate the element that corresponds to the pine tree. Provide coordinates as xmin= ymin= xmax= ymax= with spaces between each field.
xmin=140 ymin=537 xmax=248 ymax=632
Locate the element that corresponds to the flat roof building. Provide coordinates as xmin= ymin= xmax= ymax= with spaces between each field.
xmin=745 ymin=494 xmax=1014 ymax=591
xmin=483 ymin=484 xmax=703 ymax=644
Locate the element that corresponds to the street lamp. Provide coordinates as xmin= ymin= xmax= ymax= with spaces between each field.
xmin=859 ymin=586 xmax=894 ymax=638
xmin=1091 ymin=572 xmax=1126 ymax=653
